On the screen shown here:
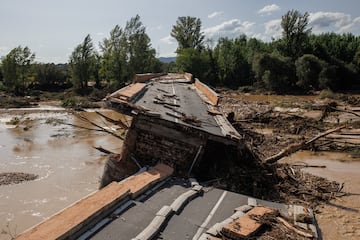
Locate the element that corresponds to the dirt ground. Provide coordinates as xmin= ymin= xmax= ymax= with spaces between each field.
xmin=219 ymin=91 xmax=360 ymax=239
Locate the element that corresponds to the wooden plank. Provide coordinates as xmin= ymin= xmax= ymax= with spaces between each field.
xmin=221 ymin=206 xmax=276 ymax=239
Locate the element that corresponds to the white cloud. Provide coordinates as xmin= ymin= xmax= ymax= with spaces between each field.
xmin=96 ymin=32 xmax=105 ymax=36
xmin=204 ymin=19 xmax=255 ymax=40
xmin=208 ymin=11 xmax=224 ymax=19
xmin=309 ymin=12 xmax=352 ymax=33
xmin=338 ymin=16 xmax=360 ymax=34
xmin=258 ymin=4 xmax=280 ymax=16
xmin=160 ymin=35 xmax=176 ymax=45
xmin=0 ymin=46 xmax=9 ymax=56
xmin=354 ymin=16 xmax=360 ymax=23
xmin=155 ymin=25 xmax=163 ymax=30
xmin=263 ymin=19 xmax=282 ymax=40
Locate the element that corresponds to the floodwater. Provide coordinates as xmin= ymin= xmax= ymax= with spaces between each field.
xmin=0 ymin=109 xmax=125 ymax=239
xmin=282 ymin=151 xmax=360 ymax=240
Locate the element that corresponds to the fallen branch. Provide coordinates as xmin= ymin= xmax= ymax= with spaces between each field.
xmin=69 ymin=112 xmax=125 ymax=140
xmin=305 ymin=125 xmax=347 ymax=145
xmin=264 ymin=125 xmax=347 ymax=164
xmin=93 ymin=146 xmax=116 ymax=155
xmin=291 ymin=164 xmax=326 ymax=168
xmin=330 ymin=107 xmax=360 ymax=118
xmin=276 ymin=217 xmax=314 ymax=238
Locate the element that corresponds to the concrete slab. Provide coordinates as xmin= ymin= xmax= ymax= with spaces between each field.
xmin=17 ymin=182 xmax=130 ymax=240
xmin=91 ymin=181 xmax=189 ymax=240
xmin=111 ymin=83 xmax=146 ymax=100
xmin=125 ymin=163 xmax=174 ymax=198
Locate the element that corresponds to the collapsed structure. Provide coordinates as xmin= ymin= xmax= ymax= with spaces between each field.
xmin=17 ymin=73 xmax=321 ymax=240
xmin=100 ymin=73 xmax=246 ymax=186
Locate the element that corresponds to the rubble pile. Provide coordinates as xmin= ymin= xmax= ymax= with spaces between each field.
xmin=213 ymin=93 xmax=360 ymax=209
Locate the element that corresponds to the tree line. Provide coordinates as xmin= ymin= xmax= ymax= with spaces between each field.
xmin=1 ymin=10 xmax=359 ymax=96
xmin=172 ymin=11 xmax=360 ymax=93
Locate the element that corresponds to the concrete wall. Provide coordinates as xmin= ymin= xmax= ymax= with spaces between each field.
xmin=128 ymin=116 xmax=207 ymax=174
xmin=184 ymin=72 xmax=194 ymax=82
xmin=133 ymin=73 xmax=167 ymax=83
xmin=194 ymin=79 xmax=219 ymax=105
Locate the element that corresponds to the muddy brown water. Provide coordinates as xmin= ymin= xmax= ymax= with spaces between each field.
xmin=282 ymin=151 xmax=360 ymax=240
xmin=0 ymin=109 xmax=124 ymax=239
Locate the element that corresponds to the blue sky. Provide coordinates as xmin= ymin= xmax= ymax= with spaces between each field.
xmin=1 ymin=0 xmax=359 ymax=63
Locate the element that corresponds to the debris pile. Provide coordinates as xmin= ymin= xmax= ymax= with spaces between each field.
xmin=211 ymin=93 xmax=359 ymax=209
xmin=0 ymin=172 xmax=38 ymax=186
xmin=220 ymin=94 xmax=360 ymax=159
xmin=202 ymin=203 xmax=319 ymax=240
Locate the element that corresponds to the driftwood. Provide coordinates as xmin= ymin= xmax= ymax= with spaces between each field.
xmin=291 ymin=164 xmax=326 ymax=168
xmin=330 ymin=106 xmax=360 ymax=118
xmin=276 ymin=217 xmax=314 ymax=238
xmin=93 ymin=146 xmax=115 ymax=155
xmin=61 ymin=112 xmax=125 ymax=141
xmin=264 ymin=125 xmax=347 ymax=164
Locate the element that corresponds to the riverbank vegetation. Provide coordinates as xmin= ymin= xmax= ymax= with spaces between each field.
xmin=0 ymin=10 xmax=359 ymax=108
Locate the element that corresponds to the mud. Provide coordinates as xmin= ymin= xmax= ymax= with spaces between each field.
xmin=282 ymin=151 xmax=360 ymax=240
xmin=0 ymin=109 xmax=124 ymax=240
xmin=0 ymin=173 xmax=38 ymax=186
xmin=220 ymin=92 xmax=360 ymax=240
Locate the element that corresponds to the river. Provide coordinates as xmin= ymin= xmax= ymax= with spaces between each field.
xmin=0 ymin=109 xmax=124 ymax=240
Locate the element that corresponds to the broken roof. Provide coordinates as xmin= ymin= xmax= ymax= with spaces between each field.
xmin=104 ymin=73 xmax=240 ymax=140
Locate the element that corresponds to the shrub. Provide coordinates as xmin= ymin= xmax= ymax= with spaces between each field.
xmin=318 ymin=89 xmax=337 ymax=99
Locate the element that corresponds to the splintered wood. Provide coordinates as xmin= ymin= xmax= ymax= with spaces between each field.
xmin=221 ymin=206 xmax=277 ymax=239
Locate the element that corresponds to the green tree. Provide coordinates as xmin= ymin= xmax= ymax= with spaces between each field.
xmin=69 ymin=34 xmax=96 ymax=91
xmin=280 ymin=10 xmax=311 ymax=59
xmin=214 ymin=36 xmax=251 ymax=88
xmin=176 ymin=48 xmax=210 ymax=79
xmin=92 ymin=53 xmax=101 ymax=88
xmin=295 ymin=54 xmax=323 ymax=91
xmin=1 ymin=46 xmax=35 ymax=95
xmin=0 ymin=66 xmax=3 ymax=84
xmin=319 ymin=65 xmax=339 ymax=90
xmin=252 ymin=53 xmax=295 ymax=93
xmin=171 ymin=16 xmax=208 ymax=80
xmin=100 ymin=15 xmax=160 ymax=88
xmin=124 ymin=15 xmax=161 ymax=75
xmin=34 ymin=63 xmax=67 ymax=89
xmin=309 ymin=33 xmax=360 ymax=64
xmin=171 ymin=16 xmax=205 ymax=51
xmin=354 ymin=49 xmax=360 ymax=70
xmin=100 ymin=24 xmax=128 ymax=88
